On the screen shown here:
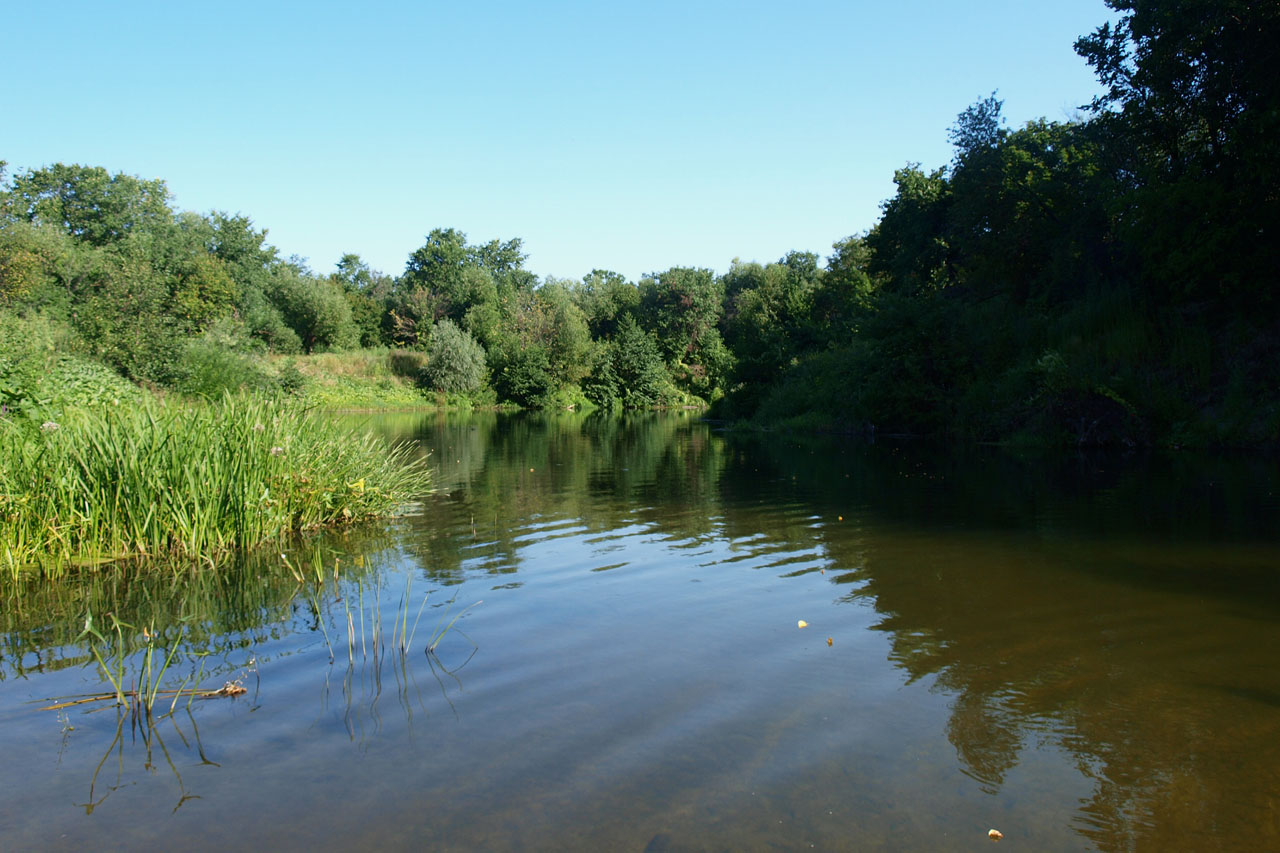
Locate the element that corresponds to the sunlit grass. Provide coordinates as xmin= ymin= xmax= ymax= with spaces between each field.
xmin=278 ymin=348 xmax=429 ymax=409
xmin=0 ymin=394 xmax=431 ymax=576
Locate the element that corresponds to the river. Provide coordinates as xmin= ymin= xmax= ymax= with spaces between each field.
xmin=2 ymin=411 xmax=1279 ymax=850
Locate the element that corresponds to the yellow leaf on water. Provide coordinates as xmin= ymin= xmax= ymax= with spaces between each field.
xmin=827 ymin=637 xmax=833 ymax=646
xmin=797 ymin=620 xmax=808 ymax=629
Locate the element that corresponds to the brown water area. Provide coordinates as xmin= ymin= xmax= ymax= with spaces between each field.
xmin=2 ymin=411 xmax=1278 ymax=851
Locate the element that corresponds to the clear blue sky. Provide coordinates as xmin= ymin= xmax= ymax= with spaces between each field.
xmin=5 ymin=1 xmax=1113 ymax=282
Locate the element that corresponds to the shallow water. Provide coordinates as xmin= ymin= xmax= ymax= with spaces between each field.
xmin=3 ymin=412 xmax=1279 ymax=850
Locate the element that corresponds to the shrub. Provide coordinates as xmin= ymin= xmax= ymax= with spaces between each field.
xmin=421 ymin=319 xmax=487 ymax=394
xmin=173 ymin=337 xmax=277 ymax=400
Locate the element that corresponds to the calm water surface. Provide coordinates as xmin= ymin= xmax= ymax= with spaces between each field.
xmin=3 ymin=412 xmax=1279 ymax=851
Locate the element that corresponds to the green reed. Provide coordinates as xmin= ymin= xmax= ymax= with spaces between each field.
xmin=0 ymin=394 xmax=431 ymax=576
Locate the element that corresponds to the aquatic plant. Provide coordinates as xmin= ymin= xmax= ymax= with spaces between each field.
xmin=40 ymin=611 xmax=249 ymax=718
xmin=0 ymin=394 xmax=431 ymax=576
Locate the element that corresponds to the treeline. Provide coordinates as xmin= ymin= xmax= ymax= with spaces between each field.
xmin=723 ymin=0 xmax=1279 ymax=447
xmin=0 ymin=166 xmax=732 ymax=412
xmin=3 ymin=0 xmax=1277 ymax=446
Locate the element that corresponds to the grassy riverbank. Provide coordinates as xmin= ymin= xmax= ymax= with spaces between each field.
xmin=0 ymin=394 xmax=430 ymax=577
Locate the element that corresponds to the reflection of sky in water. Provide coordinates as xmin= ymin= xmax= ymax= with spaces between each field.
xmin=2 ymin=413 xmax=1279 ymax=850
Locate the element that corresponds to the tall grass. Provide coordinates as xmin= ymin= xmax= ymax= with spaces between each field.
xmin=280 ymin=348 xmax=429 ymax=409
xmin=0 ymin=394 xmax=430 ymax=576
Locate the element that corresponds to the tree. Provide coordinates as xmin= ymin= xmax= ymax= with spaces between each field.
xmin=400 ymin=227 xmax=520 ymax=326
xmin=1075 ymin=0 xmax=1280 ymax=304
xmin=572 ymin=269 xmax=639 ymax=338
xmin=639 ymin=266 xmax=724 ymax=364
xmin=266 ymin=268 xmax=359 ymax=352
xmin=722 ymin=252 xmax=822 ymax=397
xmin=865 ymin=165 xmax=953 ymax=296
xmin=948 ymin=92 xmax=1005 ymax=164
xmin=811 ymin=235 xmax=875 ymax=346
xmin=486 ymin=280 xmax=593 ymax=406
xmin=590 ymin=314 xmax=670 ymax=409
xmin=946 ymin=118 xmax=1113 ymax=305
xmin=6 ymin=164 xmax=172 ymax=246
xmin=333 ymin=253 xmax=393 ymax=347
xmin=0 ymin=220 xmax=65 ymax=304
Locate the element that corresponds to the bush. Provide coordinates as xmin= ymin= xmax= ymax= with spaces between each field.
xmin=421 ymin=319 xmax=487 ymax=393
xmin=173 ymin=337 xmax=277 ymax=400
xmin=0 ymin=312 xmax=143 ymax=425
xmin=266 ymin=270 xmax=360 ymax=353
xmin=491 ymin=344 xmax=553 ymax=407
xmin=610 ymin=315 xmax=673 ymax=408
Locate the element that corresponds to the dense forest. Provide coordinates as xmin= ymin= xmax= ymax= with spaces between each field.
xmin=2 ymin=0 xmax=1277 ymax=447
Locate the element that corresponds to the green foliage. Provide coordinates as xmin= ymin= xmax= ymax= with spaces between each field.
xmin=276 ymin=360 xmax=308 ymax=396
xmin=398 ymin=227 xmax=516 ymax=334
xmin=1075 ymin=0 xmax=1280 ymax=307
xmin=421 ymin=319 xmax=487 ymax=393
xmin=5 ymin=163 xmax=172 ymax=246
xmin=865 ymin=165 xmax=952 ymax=296
xmin=243 ymin=285 xmax=303 ymax=354
xmin=491 ymin=342 xmax=555 ymax=408
xmin=751 ymin=346 xmax=867 ymax=432
xmin=572 ymin=269 xmax=639 ymax=338
xmin=586 ymin=315 xmax=674 ymax=409
xmin=171 ymin=320 xmax=279 ymax=400
xmin=947 ymin=117 xmax=1113 ymax=304
xmin=639 ymin=266 xmax=725 ymax=364
xmin=333 ymin=253 xmax=393 ymax=347
xmin=64 ymin=246 xmax=185 ymax=384
xmin=535 ymin=279 xmax=593 ymax=386
xmin=811 ymin=235 xmax=876 ymax=345
xmin=0 ymin=220 xmax=65 ymax=303
xmin=722 ymin=252 xmax=821 ymax=401
xmin=266 ymin=267 xmax=360 ymax=353
xmin=636 ymin=266 xmax=726 ymax=402
xmin=581 ymin=342 xmax=622 ymax=409
xmin=0 ymin=312 xmax=144 ymax=427
xmin=164 ymin=245 xmax=240 ymax=332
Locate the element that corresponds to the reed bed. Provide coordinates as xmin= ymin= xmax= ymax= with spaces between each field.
xmin=0 ymin=395 xmax=431 ymax=576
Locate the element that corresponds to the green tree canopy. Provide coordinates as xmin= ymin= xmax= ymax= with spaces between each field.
xmin=6 ymin=164 xmax=173 ymax=246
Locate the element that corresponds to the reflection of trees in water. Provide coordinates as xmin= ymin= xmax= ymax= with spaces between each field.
xmin=390 ymin=410 xmax=727 ymax=584
xmin=713 ymin=432 xmax=1280 ymax=849
xmin=807 ymin=484 xmax=1280 ymax=848
xmin=371 ymin=422 xmax=1280 ymax=849
xmin=842 ymin=538 xmax=1280 ymax=848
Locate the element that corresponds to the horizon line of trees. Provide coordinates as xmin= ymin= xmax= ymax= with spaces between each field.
xmin=3 ymin=0 xmax=1277 ymax=446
